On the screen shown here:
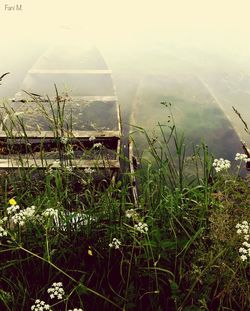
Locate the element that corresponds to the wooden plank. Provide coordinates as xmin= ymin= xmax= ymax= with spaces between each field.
xmin=241 ymin=140 xmax=250 ymax=171
xmin=0 ymin=130 xmax=121 ymax=139
xmin=71 ymin=96 xmax=118 ymax=102
xmin=11 ymin=96 xmax=118 ymax=102
xmin=28 ymin=69 xmax=112 ymax=74
xmin=0 ymin=158 xmax=120 ymax=169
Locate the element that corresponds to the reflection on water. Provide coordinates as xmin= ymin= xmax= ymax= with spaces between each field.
xmin=0 ymin=99 xmax=119 ymax=132
xmin=1 ymin=40 xmax=250 ymax=162
xmin=0 ymin=43 xmax=119 ymax=133
xmin=130 ymin=74 xmax=241 ymax=161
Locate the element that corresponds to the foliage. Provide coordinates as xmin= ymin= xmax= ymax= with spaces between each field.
xmin=0 ymin=91 xmax=249 ymax=311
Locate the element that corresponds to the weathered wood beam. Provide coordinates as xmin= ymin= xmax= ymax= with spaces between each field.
xmin=28 ymin=69 xmax=112 ymax=74
xmin=0 ymin=158 xmax=120 ymax=169
xmin=0 ymin=130 xmax=121 ymax=139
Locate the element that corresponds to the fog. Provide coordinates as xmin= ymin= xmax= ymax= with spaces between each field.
xmin=1 ymin=0 xmax=250 ymax=158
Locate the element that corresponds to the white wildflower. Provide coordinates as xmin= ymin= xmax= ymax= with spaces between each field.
xmin=239 ymin=247 xmax=247 ymax=254
xmin=89 ymin=136 xmax=96 ymax=141
xmin=242 ymin=241 xmax=250 ymax=248
xmin=212 ymin=158 xmax=231 ymax=172
xmin=125 ymin=209 xmax=139 ymax=219
xmin=7 ymin=205 xmax=20 ymax=215
xmin=84 ymin=167 xmax=95 ymax=174
xmin=109 ymin=238 xmax=121 ymax=249
xmin=0 ymin=217 xmax=7 ymax=225
xmin=11 ymin=206 xmax=36 ymax=226
xmin=0 ymin=218 xmax=7 ymax=237
xmin=31 ymin=299 xmax=51 ymax=311
xmin=236 ymin=221 xmax=250 ymax=262
xmin=240 ymin=254 xmax=248 ymax=261
xmin=60 ymin=136 xmax=68 ymax=144
xmin=0 ymin=225 xmax=7 ymax=237
xmin=68 ymin=308 xmax=84 ymax=311
xmin=47 ymin=282 xmax=65 ymax=300
xmin=134 ymin=222 xmax=148 ymax=234
xmin=93 ymin=142 xmax=102 ymax=149
xmin=235 ymin=153 xmax=248 ymax=162
xmin=236 ymin=221 xmax=249 ymax=235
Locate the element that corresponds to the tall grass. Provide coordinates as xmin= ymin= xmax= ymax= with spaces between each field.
xmin=0 ymin=92 xmax=249 ymax=310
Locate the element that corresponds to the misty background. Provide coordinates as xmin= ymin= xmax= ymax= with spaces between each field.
xmin=1 ymin=0 xmax=250 ymax=159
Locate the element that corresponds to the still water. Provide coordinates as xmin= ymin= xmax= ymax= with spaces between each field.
xmin=0 ymin=41 xmax=249 ymax=163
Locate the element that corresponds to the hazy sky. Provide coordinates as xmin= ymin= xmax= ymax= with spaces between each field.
xmin=1 ymin=0 xmax=250 ymax=54
xmin=1 ymin=0 xmax=250 ymax=155
xmin=2 ymin=0 xmax=250 ymax=100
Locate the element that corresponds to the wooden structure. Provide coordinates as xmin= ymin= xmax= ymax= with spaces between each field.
xmin=0 ymin=44 xmax=121 ymax=174
xmin=242 ymin=141 xmax=250 ymax=171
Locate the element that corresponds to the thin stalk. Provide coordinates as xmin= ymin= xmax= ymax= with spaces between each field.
xmin=18 ymin=245 xmax=123 ymax=310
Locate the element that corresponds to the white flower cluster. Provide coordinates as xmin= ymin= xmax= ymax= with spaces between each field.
xmin=212 ymin=158 xmax=231 ymax=172
xmin=47 ymin=282 xmax=65 ymax=300
xmin=89 ymin=135 xmax=96 ymax=141
xmin=93 ymin=142 xmax=102 ymax=149
xmin=0 ymin=217 xmax=7 ymax=236
xmin=84 ymin=167 xmax=95 ymax=174
xmin=60 ymin=136 xmax=68 ymax=145
xmin=11 ymin=206 xmax=36 ymax=226
xmin=0 ymin=221 xmax=8 ymax=238
xmin=236 ymin=221 xmax=249 ymax=235
xmin=68 ymin=308 xmax=84 ymax=311
xmin=125 ymin=209 xmax=139 ymax=220
xmin=236 ymin=221 xmax=250 ymax=262
xmin=235 ymin=153 xmax=249 ymax=162
xmin=109 ymin=238 xmax=121 ymax=249
xmin=134 ymin=222 xmax=148 ymax=234
xmin=0 ymin=217 xmax=7 ymax=224
xmin=42 ymin=208 xmax=58 ymax=218
xmin=31 ymin=299 xmax=51 ymax=311
xmin=125 ymin=209 xmax=148 ymax=234
xmin=7 ymin=205 xmax=20 ymax=215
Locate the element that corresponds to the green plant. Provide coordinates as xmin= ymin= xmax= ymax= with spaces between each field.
xmin=0 ymin=90 xmax=249 ymax=310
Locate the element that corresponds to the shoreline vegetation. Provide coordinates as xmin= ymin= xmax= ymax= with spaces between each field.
xmin=0 ymin=81 xmax=250 ymax=310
